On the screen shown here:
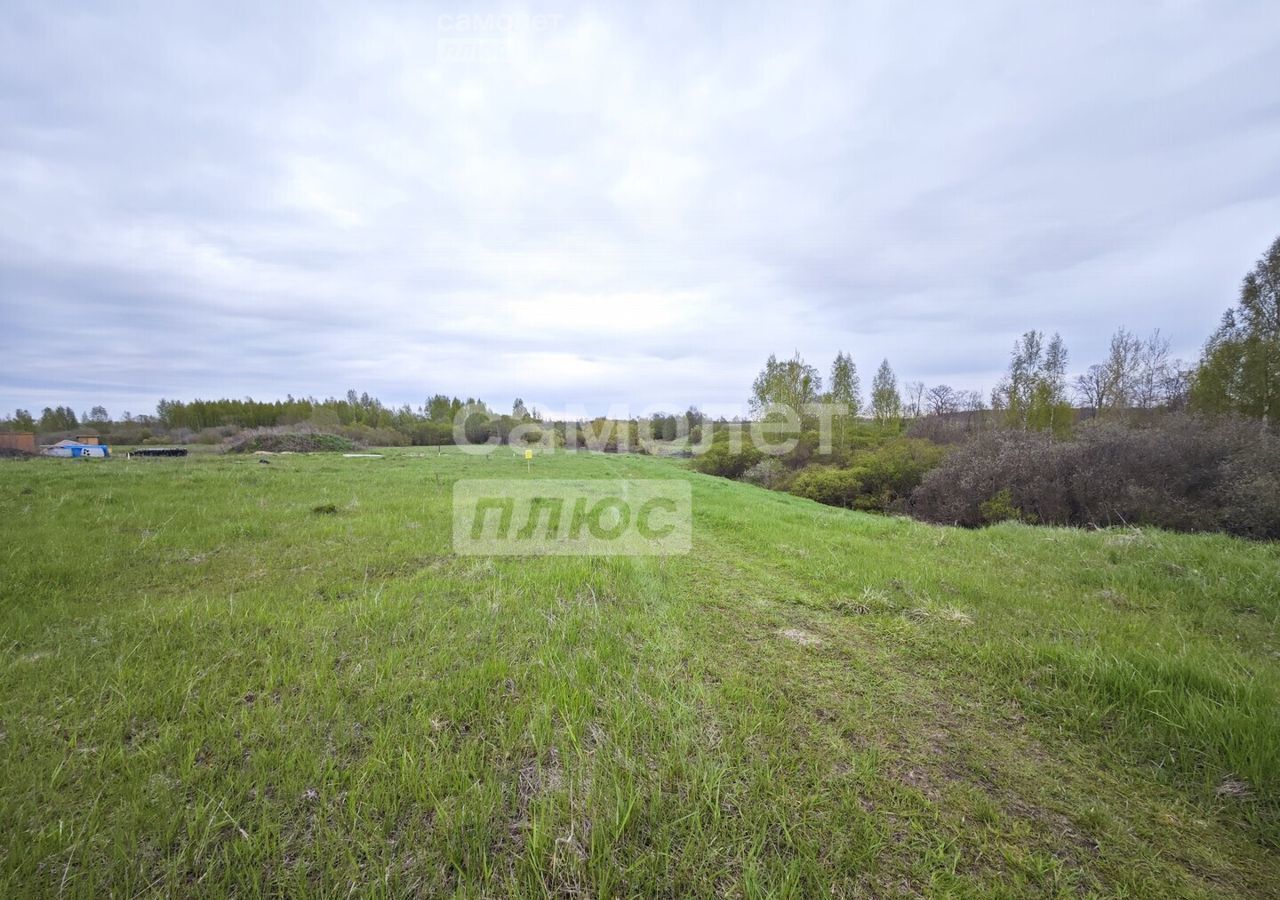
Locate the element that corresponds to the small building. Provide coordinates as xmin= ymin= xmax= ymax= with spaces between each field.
xmin=0 ymin=432 xmax=36 ymax=454
xmin=75 ymin=434 xmax=101 ymax=445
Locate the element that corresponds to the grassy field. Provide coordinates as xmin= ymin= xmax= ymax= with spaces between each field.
xmin=1 ymin=447 xmax=1277 ymax=897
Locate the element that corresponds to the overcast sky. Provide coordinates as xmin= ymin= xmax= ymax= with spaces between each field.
xmin=2 ymin=1 xmax=1278 ymax=419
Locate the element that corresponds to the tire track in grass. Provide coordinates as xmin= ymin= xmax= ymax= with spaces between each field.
xmin=663 ymin=514 xmax=1276 ymax=897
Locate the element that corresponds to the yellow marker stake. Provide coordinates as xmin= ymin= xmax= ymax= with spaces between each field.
xmin=525 ymin=447 xmax=533 ymax=471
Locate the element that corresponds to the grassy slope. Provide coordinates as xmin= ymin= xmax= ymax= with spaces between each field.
xmin=0 ymin=448 xmax=1276 ymax=897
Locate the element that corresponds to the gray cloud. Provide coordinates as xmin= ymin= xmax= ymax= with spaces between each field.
xmin=2 ymin=1 xmax=1278 ymax=418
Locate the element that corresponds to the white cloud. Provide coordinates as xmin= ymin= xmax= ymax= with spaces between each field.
xmin=1 ymin=0 xmax=1278 ymax=418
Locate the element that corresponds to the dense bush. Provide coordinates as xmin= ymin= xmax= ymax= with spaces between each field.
xmin=978 ymin=488 xmax=1021 ymax=524
xmin=194 ymin=426 xmax=237 ymax=445
xmin=337 ymin=424 xmax=409 ymax=447
xmin=225 ymin=430 xmax=359 ymax=453
xmin=906 ymin=410 xmax=996 ymax=445
xmin=691 ymin=427 xmax=763 ymax=478
xmin=692 ymin=440 xmax=762 ymax=478
xmin=789 ymin=466 xmax=864 ymax=507
xmin=407 ymin=421 xmax=455 ymax=446
xmin=910 ymin=415 xmax=1280 ymax=538
xmin=791 ymin=439 xmax=947 ymax=512
xmin=741 ymin=458 xmax=786 ymax=488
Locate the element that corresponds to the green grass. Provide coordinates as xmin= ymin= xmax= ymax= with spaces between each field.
xmin=1 ymin=447 xmax=1277 ymax=897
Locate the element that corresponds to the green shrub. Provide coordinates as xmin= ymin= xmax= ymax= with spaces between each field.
xmin=692 ymin=428 xmax=763 ymax=478
xmin=226 ymin=431 xmax=358 ymax=453
xmin=339 ymin=424 xmax=408 ymax=447
xmin=693 ymin=442 xmax=762 ymax=478
xmin=979 ymin=488 xmax=1021 ymax=524
xmin=790 ymin=467 xmax=864 ymax=507
xmin=408 ymin=421 xmax=455 ymax=446
xmin=789 ymin=438 xmax=946 ymax=512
